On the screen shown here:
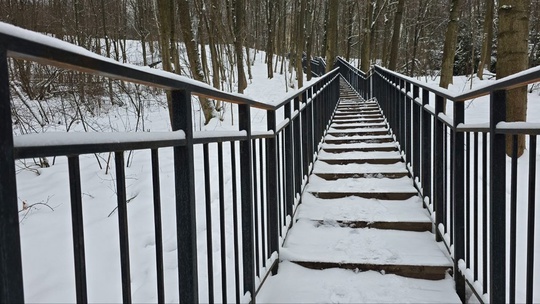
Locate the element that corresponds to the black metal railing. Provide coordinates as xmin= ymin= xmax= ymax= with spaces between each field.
xmin=335 ymin=57 xmax=370 ymax=100
xmin=338 ymin=59 xmax=539 ymax=303
xmin=0 ymin=24 xmax=340 ymax=303
xmin=302 ymin=56 xmax=326 ymax=77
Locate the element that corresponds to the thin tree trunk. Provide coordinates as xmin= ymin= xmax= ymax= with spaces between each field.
xmin=177 ymin=0 xmax=216 ymax=123
xmin=325 ymin=0 xmax=338 ymax=72
xmin=439 ymin=0 xmax=462 ymax=89
xmin=388 ymin=0 xmax=405 ymax=70
xmin=477 ymin=0 xmax=494 ymax=80
xmin=233 ymin=0 xmax=248 ymax=93
xmin=498 ymin=0 xmax=530 ymax=156
xmin=361 ymin=1 xmax=373 ymax=73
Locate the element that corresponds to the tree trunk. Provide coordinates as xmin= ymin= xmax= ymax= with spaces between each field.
xmin=388 ymin=0 xmax=405 ymax=70
xmin=266 ymin=0 xmax=275 ymax=79
xmin=233 ymin=0 xmax=248 ymax=93
xmin=177 ymin=0 xmax=216 ymax=124
xmin=477 ymin=0 xmax=494 ymax=80
xmin=325 ymin=0 xmax=339 ymax=72
xmin=439 ymin=0 xmax=462 ymax=89
xmin=498 ymin=0 xmax=530 ymax=157
xmin=360 ymin=1 xmax=373 ymax=73
xmin=295 ymin=0 xmax=306 ymax=88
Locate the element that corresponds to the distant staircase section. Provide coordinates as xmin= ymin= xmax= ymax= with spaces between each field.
xmin=258 ymin=78 xmax=461 ymax=303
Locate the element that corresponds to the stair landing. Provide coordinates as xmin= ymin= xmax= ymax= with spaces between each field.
xmin=257 ymin=80 xmax=461 ymax=303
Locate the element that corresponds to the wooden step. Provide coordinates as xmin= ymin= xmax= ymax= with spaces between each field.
xmin=257 ymin=262 xmax=461 ymax=303
xmin=321 ymin=141 xmax=398 ymax=152
xmin=331 ymin=118 xmax=386 ymax=124
xmin=281 ymin=220 xmax=452 ymax=280
xmin=324 ymin=137 xmax=395 ymax=144
xmin=327 ymin=129 xmax=389 ymax=136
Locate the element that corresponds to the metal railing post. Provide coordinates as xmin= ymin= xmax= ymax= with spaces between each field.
xmin=284 ymin=101 xmax=294 ymax=219
xmin=171 ymin=89 xmax=199 ymax=303
xmin=433 ymin=94 xmax=445 ymax=241
xmin=412 ymin=85 xmax=421 ymax=181
xmin=421 ymin=88 xmax=432 ymax=202
xmin=452 ymin=101 xmax=466 ymax=301
xmin=0 ymin=45 xmax=25 ymax=304
xmin=238 ymin=103 xmax=255 ymax=300
xmin=265 ymin=110 xmax=279 ymax=274
xmin=489 ymin=90 xmax=506 ymax=304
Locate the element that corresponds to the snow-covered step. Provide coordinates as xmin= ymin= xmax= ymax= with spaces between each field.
xmin=257 ymin=262 xmax=461 ymax=303
xmin=333 ymin=113 xmax=383 ymax=118
xmin=330 ymin=122 xmax=387 ymax=129
xmin=312 ymin=161 xmax=408 ymax=179
xmin=336 ymin=105 xmax=379 ymax=110
xmin=317 ymin=149 xmax=403 ymax=165
xmin=325 ymin=133 xmax=394 ymax=143
xmin=306 ymin=175 xmax=417 ymax=200
xmin=331 ymin=118 xmax=386 ymax=124
xmin=327 ymin=127 xmax=389 ymax=136
xmin=335 ymin=109 xmax=381 ymax=114
xmin=297 ymin=193 xmax=431 ymax=232
xmin=281 ymin=219 xmax=452 ymax=279
xmin=322 ymin=141 xmax=398 ymax=153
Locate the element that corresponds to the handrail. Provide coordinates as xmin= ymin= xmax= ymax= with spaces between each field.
xmin=0 ymin=22 xmax=339 ymax=112
xmin=375 ymin=64 xmax=540 ymax=101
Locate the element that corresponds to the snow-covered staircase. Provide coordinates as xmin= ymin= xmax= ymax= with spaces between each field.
xmin=257 ymin=80 xmax=461 ymax=303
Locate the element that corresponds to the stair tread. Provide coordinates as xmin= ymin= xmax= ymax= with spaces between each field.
xmin=281 ymin=220 xmax=452 ymax=267
xmin=298 ymin=193 xmax=431 ymax=224
xmin=313 ymin=161 xmax=407 ymax=174
xmin=322 ymin=142 xmax=398 ymax=150
xmin=328 ymin=127 xmax=389 ymax=133
xmin=306 ymin=175 xmax=416 ymax=194
xmin=325 ymin=134 xmax=394 ymax=141
xmin=257 ymin=261 xmax=460 ymax=303
xmin=318 ymin=150 xmax=402 ymax=160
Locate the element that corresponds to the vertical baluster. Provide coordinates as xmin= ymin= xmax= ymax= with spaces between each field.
xmin=238 ymin=103 xmax=255 ymax=300
xmin=412 ymin=86 xmax=420 ymax=181
xmin=465 ymin=133 xmax=471 ymax=266
xmin=266 ymin=110 xmax=279 ymax=274
xmin=434 ymin=95 xmax=445 ymax=240
xmin=0 ymin=46 xmax=24 ymax=303
xmin=526 ymin=135 xmax=536 ymax=304
xmin=217 ymin=142 xmax=227 ymax=303
xmin=405 ymin=82 xmax=412 ymax=165
xmin=284 ymin=102 xmax=294 ymax=219
xmin=150 ymin=149 xmax=164 ymax=303
xmin=68 ymin=156 xmax=88 ymax=303
xmin=258 ymin=138 xmax=266 ymax=270
xmin=482 ymin=131 xmax=488 ymax=294
xmin=203 ymin=144 xmax=214 ymax=303
xmin=489 ymin=90 xmax=506 ymax=303
xmin=230 ymin=143 xmax=241 ymax=304
xmin=473 ymin=133 xmax=479 ymax=281
xmin=509 ymin=135 xmax=518 ymax=304
xmin=293 ymin=97 xmax=302 ymax=199
xmin=452 ymin=101 xmax=465 ymax=301
xmin=115 ymin=151 xmax=131 ymax=304
xmin=251 ymin=139 xmax=260 ymax=278
xmin=421 ymin=89 xmax=431 ymax=203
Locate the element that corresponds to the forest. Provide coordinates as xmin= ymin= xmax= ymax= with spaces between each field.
xmin=1 ymin=0 xmax=539 ymax=127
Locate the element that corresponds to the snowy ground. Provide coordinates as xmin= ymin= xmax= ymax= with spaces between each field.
xmin=9 ymin=25 xmax=540 ymax=302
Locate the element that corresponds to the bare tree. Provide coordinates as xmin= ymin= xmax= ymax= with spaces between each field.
xmin=325 ymin=0 xmax=339 ymax=72
xmin=498 ymin=0 xmax=530 ymax=156
xmin=477 ymin=0 xmax=494 ymax=80
xmin=388 ymin=0 xmax=405 ymax=70
xmin=439 ymin=0 xmax=462 ymax=89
